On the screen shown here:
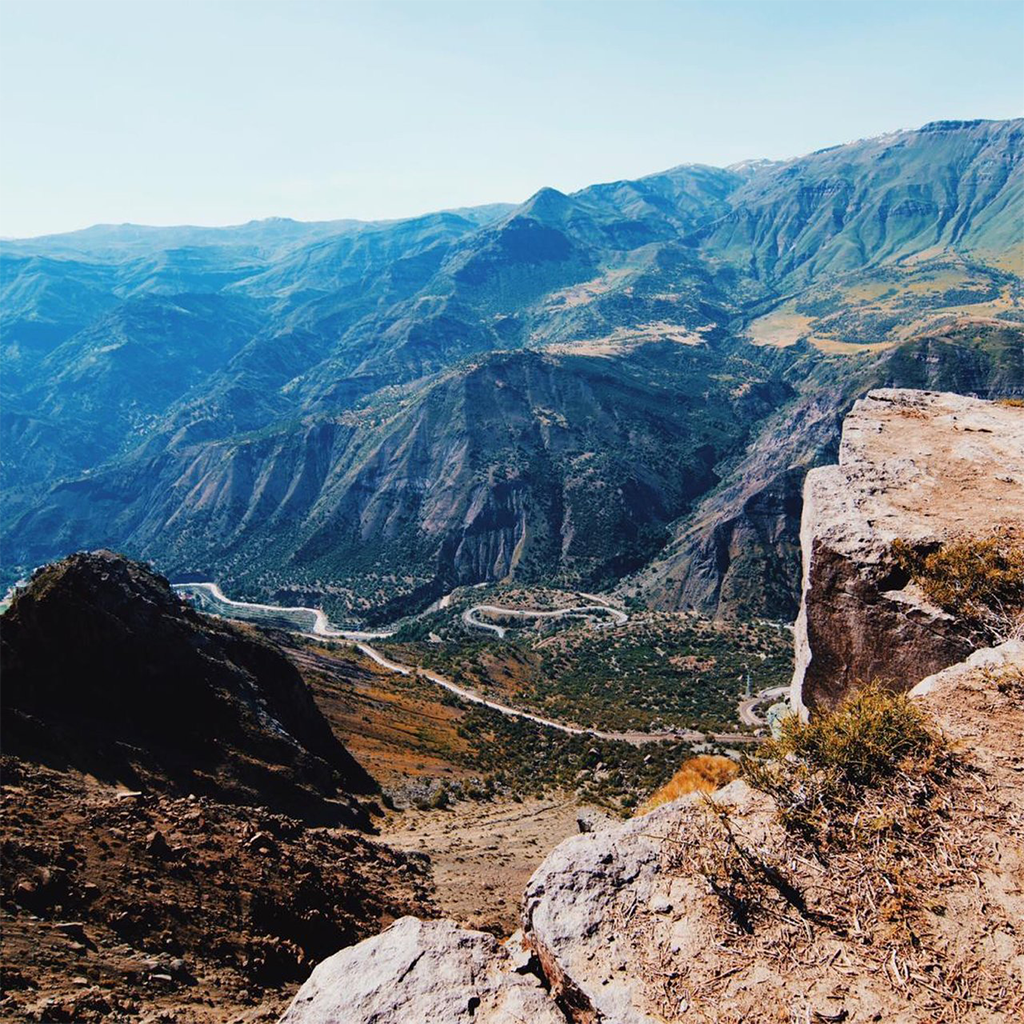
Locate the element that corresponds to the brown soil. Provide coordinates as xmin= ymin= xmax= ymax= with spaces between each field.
xmin=280 ymin=636 xmax=473 ymax=788
xmin=0 ymin=759 xmax=434 ymax=1024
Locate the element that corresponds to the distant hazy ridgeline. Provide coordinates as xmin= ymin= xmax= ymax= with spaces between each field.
xmin=2 ymin=118 xmax=1021 ymax=621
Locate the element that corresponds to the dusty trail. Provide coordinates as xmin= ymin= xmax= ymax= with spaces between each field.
xmin=381 ymin=794 xmax=586 ymax=934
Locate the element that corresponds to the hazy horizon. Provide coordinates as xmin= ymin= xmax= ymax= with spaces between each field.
xmin=2 ymin=0 xmax=1022 ymax=238
xmin=4 ymin=113 xmax=1021 ymax=242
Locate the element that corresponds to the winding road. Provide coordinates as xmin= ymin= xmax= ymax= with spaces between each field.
xmin=174 ymin=582 xmax=395 ymax=640
xmin=462 ymin=602 xmax=628 ymax=638
xmin=738 ymin=685 xmax=791 ymax=726
xmin=173 ymin=581 xmax=760 ymax=747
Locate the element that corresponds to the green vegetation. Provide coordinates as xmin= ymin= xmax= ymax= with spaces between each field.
xmin=453 ymin=707 xmax=698 ymax=812
xmin=530 ymin=614 xmax=790 ymax=732
xmin=389 ymin=607 xmax=791 ymax=733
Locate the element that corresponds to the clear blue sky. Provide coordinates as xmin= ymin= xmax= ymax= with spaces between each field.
xmin=1 ymin=0 xmax=1021 ymax=238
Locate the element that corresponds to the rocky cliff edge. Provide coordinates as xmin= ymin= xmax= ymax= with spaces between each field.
xmin=791 ymin=388 xmax=1024 ymax=716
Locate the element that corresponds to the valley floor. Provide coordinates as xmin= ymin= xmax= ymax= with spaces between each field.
xmin=1 ymin=580 xmax=792 ymax=1021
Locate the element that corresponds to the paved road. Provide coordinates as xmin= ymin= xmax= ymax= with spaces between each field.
xmin=738 ymin=685 xmax=791 ymax=726
xmin=462 ymin=602 xmax=628 ymax=638
xmin=175 ymin=581 xmax=758 ymax=747
xmin=173 ymin=582 xmax=395 ymax=640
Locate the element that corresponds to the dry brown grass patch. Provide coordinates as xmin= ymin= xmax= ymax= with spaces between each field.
xmin=741 ymin=682 xmax=950 ymax=840
xmin=637 ymin=755 xmax=739 ymax=813
xmin=891 ymin=530 xmax=1024 ymax=639
xmin=642 ymin=686 xmax=1022 ymax=1020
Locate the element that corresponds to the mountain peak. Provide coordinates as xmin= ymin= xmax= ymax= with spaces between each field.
xmin=519 ymin=185 xmax=573 ymax=217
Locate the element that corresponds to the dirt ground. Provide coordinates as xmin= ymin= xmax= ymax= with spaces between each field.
xmin=0 ymin=760 xmax=434 ymax=1024
xmin=381 ymin=793 xmax=591 ymax=935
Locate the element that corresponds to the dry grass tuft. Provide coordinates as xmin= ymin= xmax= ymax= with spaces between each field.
xmin=645 ymin=685 xmax=1023 ymax=1020
xmin=990 ymin=663 xmax=1024 ymax=707
xmin=637 ymin=755 xmax=739 ymax=813
xmin=741 ymin=682 xmax=948 ymax=840
xmin=891 ymin=530 xmax=1024 ymax=639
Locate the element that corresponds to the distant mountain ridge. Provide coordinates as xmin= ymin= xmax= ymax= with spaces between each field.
xmin=2 ymin=118 xmax=1021 ymax=619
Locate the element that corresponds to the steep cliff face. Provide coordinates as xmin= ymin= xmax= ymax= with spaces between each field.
xmin=790 ymin=388 xmax=1024 ymax=716
xmin=634 ymin=324 xmax=1024 ymax=622
xmin=7 ymin=346 xmax=787 ymax=617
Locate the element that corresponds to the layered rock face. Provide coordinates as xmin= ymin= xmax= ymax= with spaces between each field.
xmin=790 ymin=388 xmax=1024 ymax=716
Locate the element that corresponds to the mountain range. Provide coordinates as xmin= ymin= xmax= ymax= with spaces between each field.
xmin=2 ymin=117 xmax=1021 ymax=620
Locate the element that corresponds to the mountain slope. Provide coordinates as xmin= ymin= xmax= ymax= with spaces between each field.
xmin=2 ymin=119 xmax=1021 ymax=617
xmin=5 ymin=346 xmax=792 ymax=619
xmin=0 ymin=550 xmax=437 ymax=1022
xmin=701 ymin=118 xmax=1023 ymax=285
xmin=632 ymin=321 xmax=1024 ymax=619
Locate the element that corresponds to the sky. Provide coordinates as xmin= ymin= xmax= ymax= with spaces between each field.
xmin=1 ymin=0 xmax=1022 ymax=238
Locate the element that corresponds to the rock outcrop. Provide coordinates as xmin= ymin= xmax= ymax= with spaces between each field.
xmin=522 ymin=783 xmax=774 ymax=1024
xmin=0 ymin=551 xmax=437 ymax=1023
xmin=1 ymin=550 xmax=375 ymax=824
xmin=514 ymin=640 xmax=1024 ymax=1023
xmin=278 ymin=917 xmax=564 ymax=1024
xmin=790 ymin=388 xmax=1024 ymax=715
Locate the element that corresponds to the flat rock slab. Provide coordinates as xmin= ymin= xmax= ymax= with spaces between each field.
xmin=278 ymin=916 xmax=564 ymax=1024
xmin=791 ymin=389 xmax=1024 ymax=713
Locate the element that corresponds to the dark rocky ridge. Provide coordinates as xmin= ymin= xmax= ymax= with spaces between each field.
xmin=0 ymin=550 xmax=375 ymax=825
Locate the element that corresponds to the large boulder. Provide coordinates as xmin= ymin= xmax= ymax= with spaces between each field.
xmin=790 ymin=388 xmax=1024 ymax=715
xmin=278 ymin=916 xmax=565 ymax=1024
xmin=521 ymin=781 xmax=778 ymax=1024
